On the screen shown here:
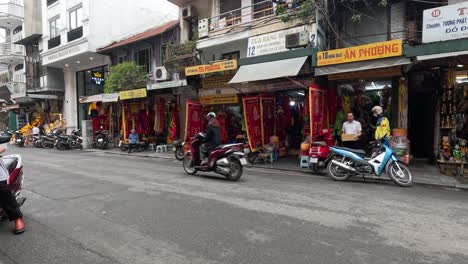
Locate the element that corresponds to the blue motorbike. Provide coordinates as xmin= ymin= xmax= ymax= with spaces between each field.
xmin=327 ymin=138 xmax=413 ymax=187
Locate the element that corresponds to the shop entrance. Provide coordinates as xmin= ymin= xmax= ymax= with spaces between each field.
xmin=408 ymin=71 xmax=437 ymax=159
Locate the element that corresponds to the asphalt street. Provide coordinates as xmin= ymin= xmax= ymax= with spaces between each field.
xmin=0 ymin=147 xmax=467 ymax=264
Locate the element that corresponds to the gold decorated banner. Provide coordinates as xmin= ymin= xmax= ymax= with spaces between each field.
xmin=119 ymin=88 xmax=147 ymax=100
xmin=200 ymin=94 xmax=238 ymax=105
xmin=185 ymin=60 xmax=237 ymax=76
xmin=317 ymin=40 xmax=402 ymax=66
xmin=202 ymin=74 xmax=235 ymax=89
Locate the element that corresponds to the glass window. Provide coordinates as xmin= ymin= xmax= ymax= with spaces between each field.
xmin=49 ymin=17 xmax=59 ymax=38
xmin=136 ymin=49 xmax=151 ymax=73
xmin=118 ymin=55 xmax=127 ymax=64
xmin=69 ymin=7 xmax=83 ymax=30
xmin=160 ymin=45 xmax=167 ymax=66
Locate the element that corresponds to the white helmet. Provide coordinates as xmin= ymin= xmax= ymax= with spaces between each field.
xmin=372 ymin=106 xmax=383 ymax=115
xmin=206 ymin=112 xmax=216 ymax=119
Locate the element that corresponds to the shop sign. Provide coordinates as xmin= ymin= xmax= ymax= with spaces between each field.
xmin=247 ymin=24 xmax=316 ymax=57
xmin=185 ymin=60 xmax=237 ymax=76
xmin=422 ymin=2 xmax=468 ymax=43
xmin=103 ymin=93 xmax=119 ymax=102
xmin=328 ymin=66 xmax=402 ymax=81
xmin=91 ymin=71 xmax=105 ymax=85
xmin=147 ymin=79 xmax=187 ymax=90
xmin=201 ymin=74 xmax=234 ymax=89
xmin=200 ymin=94 xmax=238 ymax=105
xmin=119 ymin=88 xmax=147 ymax=100
xmin=317 ymin=40 xmax=402 ymax=66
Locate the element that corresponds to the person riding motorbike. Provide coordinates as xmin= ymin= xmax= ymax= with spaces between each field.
xmin=200 ymin=112 xmax=221 ymax=165
xmin=0 ymin=144 xmax=25 ymax=234
xmin=372 ymin=106 xmax=391 ymax=140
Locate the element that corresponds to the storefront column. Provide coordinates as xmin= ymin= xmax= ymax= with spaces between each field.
xmin=63 ymin=69 xmax=78 ymax=133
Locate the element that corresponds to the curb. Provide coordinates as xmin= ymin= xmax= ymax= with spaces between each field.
xmin=83 ymin=149 xmax=468 ymax=190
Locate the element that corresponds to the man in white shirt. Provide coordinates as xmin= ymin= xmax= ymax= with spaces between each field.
xmin=0 ymin=144 xmax=25 ymax=234
xmin=342 ymin=112 xmax=362 ymax=149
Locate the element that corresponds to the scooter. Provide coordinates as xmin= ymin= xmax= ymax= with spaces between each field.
xmin=95 ymin=127 xmax=111 ymax=150
xmin=327 ymin=138 xmax=413 ymax=187
xmin=0 ymin=154 xmax=26 ymax=220
xmin=41 ymin=129 xmax=63 ymax=149
xmin=172 ymin=139 xmax=185 ymax=161
xmin=118 ymin=135 xmax=147 ymax=152
xmin=309 ymin=128 xmax=334 ymax=173
xmin=55 ymin=129 xmax=82 ymax=150
xmin=12 ymin=131 xmax=25 ymax=147
xmin=182 ymin=132 xmax=247 ymax=181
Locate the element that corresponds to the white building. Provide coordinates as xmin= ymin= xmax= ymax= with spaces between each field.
xmin=40 ymin=0 xmax=178 ymax=131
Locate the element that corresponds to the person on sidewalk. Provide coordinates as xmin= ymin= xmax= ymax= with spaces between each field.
xmin=0 ymin=144 xmax=25 ymax=235
xmin=372 ymin=106 xmax=391 ymax=140
xmin=200 ymin=112 xmax=221 ymax=165
xmin=342 ymin=112 xmax=362 ymax=149
xmin=128 ymin=129 xmax=139 ymax=154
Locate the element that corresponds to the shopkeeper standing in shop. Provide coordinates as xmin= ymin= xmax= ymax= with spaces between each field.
xmin=372 ymin=106 xmax=390 ymax=140
xmin=342 ymin=112 xmax=362 ymax=149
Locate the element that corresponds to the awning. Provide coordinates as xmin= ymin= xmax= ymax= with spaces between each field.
xmin=79 ymin=93 xmax=119 ymax=103
xmin=416 ymin=50 xmax=468 ymax=61
xmin=314 ymin=57 xmax=411 ymax=76
xmin=229 ymin=56 xmax=308 ymax=84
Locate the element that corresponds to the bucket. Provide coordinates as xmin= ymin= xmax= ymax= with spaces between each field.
xmin=392 ymin=128 xmax=407 ymax=137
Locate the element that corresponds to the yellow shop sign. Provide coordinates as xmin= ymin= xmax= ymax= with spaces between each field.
xmin=200 ymin=94 xmax=239 ymax=105
xmin=317 ymin=40 xmax=403 ymax=66
xmin=119 ymin=88 xmax=147 ymax=100
xmin=185 ymin=60 xmax=237 ymax=76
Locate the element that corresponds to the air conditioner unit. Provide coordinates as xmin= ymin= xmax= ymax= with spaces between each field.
xmin=285 ymin=31 xmax=310 ymax=49
xmin=154 ymin=67 xmax=169 ymax=81
xmin=198 ymin=18 xmax=209 ymax=38
xmin=182 ymin=5 xmax=193 ymax=20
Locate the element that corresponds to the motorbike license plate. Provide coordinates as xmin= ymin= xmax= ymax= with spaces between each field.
xmin=310 ymin=157 xmax=318 ymax=163
xmin=173 ymin=146 xmax=176 ymax=152
xmin=98 ymin=138 xmax=104 ymax=142
xmin=16 ymin=139 xmax=21 ymax=142
xmin=239 ymin=158 xmax=247 ymax=165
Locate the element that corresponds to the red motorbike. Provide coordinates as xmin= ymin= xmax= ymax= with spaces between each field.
xmin=182 ymin=132 xmax=247 ymax=181
xmin=309 ymin=128 xmax=335 ymax=173
xmin=0 ymin=154 xmax=26 ymax=220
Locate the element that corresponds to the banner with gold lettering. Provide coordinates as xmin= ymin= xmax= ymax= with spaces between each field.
xmin=184 ymin=100 xmax=203 ymax=143
xmin=309 ymin=85 xmax=328 ymax=140
xmin=260 ymin=96 xmax=275 ymax=145
xmin=243 ymin=96 xmax=262 ymax=151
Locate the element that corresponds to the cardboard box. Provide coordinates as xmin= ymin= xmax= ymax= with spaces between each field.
xmin=342 ymin=134 xmax=356 ymax=142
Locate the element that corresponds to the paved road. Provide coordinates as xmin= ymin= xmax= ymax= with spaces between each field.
xmin=0 ymin=147 xmax=467 ymax=264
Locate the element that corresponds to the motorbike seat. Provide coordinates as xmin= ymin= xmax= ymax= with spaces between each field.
xmin=213 ymin=143 xmax=242 ymax=150
xmin=2 ymin=157 xmax=18 ymax=174
xmin=336 ymin=147 xmax=366 ymax=155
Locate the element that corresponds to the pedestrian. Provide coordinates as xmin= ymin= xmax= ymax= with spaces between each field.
xmin=371 ymin=106 xmax=390 ymax=140
xmin=342 ymin=112 xmax=362 ymax=149
xmin=0 ymin=144 xmax=25 ymax=234
xmin=128 ymin=129 xmax=139 ymax=154
xmin=32 ymin=125 xmax=40 ymax=137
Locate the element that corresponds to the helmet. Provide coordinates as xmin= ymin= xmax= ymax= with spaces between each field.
xmin=372 ymin=106 xmax=383 ymax=115
xmin=206 ymin=112 xmax=216 ymax=119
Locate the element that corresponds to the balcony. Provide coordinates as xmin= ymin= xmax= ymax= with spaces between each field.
xmin=67 ymin=26 xmax=83 ymax=42
xmin=48 ymin=36 xmax=61 ymax=50
xmin=0 ymin=0 xmax=24 ymax=29
xmin=8 ymin=81 xmax=26 ymax=99
xmin=0 ymin=42 xmax=24 ymax=64
xmin=0 ymin=73 xmax=8 ymax=86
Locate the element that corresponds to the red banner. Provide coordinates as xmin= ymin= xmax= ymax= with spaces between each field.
xmin=309 ymin=85 xmax=328 ymax=140
xmin=260 ymin=96 xmax=275 ymax=145
xmin=184 ymin=100 xmax=203 ymax=142
xmin=243 ymin=96 xmax=262 ymax=151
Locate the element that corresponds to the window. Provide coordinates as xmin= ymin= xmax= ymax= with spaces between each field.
xmin=49 ymin=17 xmax=59 ymax=38
xmin=220 ymin=0 xmax=241 ymax=27
xmin=253 ymin=0 xmax=273 ymax=19
xmin=222 ymin=51 xmax=239 ymax=74
xmin=69 ymin=7 xmax=83 ymax=30
xmin=47 ymin=0 xmax=59 ymax=6
xmin=118 ymin=55 xmax=128 ymax=64
xmin=136 ymin=49 xmax=151 ymax=73
xmin=160 ymin=45 xmax=167 ymax=66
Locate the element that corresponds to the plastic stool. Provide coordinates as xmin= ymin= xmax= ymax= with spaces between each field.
xmin=161 ymin=145 xmax=168 ymax=152
xmin=156 ymin=145 xmax=164 ymax=153
xmin=300 ymin=156 xmax=309 ymax=169
xmin=148 ymin=144 xmax=156 ymax=152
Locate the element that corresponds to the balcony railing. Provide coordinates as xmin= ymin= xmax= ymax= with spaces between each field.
xmin=0 ymin=73 xmax=9 ymax=86
xmin=0 ymin=42 xmax=24 ymax=57
xmin=48 ymin=36 xmax=61 ymax=49
xmin=67 ymin=26 xmax=83 ymax=42
xmin=205 ymin=0 xmax=274 ymax=33
xmin=47 ymin=0 xmax=59 ymax=6
xmin=9 ymin=81 xmax=26 ymax=99
xmin=0 ymin=0 xmax=24 ymax=18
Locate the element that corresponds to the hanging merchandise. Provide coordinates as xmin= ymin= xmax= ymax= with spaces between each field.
xmin=217 ymin=110 xmax=228 ymax=143
xmin=327 ymin=87 xmax=339 ymax=126
xmin=275 ymin=98 xmax=286 ymax=142
xmin=168 ymin=103 xmax=178 ymax=143
xmin=260 ymin=96 xmax=275 ymax=146
xmin=184 ymin=100 xmax=203 ymax=143
xmin=309 ymin=85 xmax=328 ymax=139
xmin=242 ymin=96 xmax=262 ymax=151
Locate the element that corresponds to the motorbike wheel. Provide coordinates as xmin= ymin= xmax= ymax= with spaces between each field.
xmin=387 ymin=161 xmax=413 ymax=187
xmin=18 ymin=141 xmax=24 ymax=147
xmin=327 ymin=156 xmax=352 ymax=181
xmin=247 ymin=152 xmax=256 ymax=164
xmin=183 ymin=154 xmax=197 ymax=175
xmin=56 ymin=140 xmax=69 ymax=151
xmin=174 ymin=147 xmax=184 ymax=161
xmin=41 ymin=140 xmax=54 ymax=149
xmin=120 ymin=144 xmax=129 ymax=152
xmin=225 ymin=159 xmax=243 ymax=181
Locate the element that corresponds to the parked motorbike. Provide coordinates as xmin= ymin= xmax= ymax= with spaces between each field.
xmin=41 ymin=129 xmax=63 ymax=149
xmin=172 ymin=139 xmax=185 ymax=161
xmin=0 ymin=130 xmax=12 ymax=144
xmin=182 ymin=132 xmax=247 ymax=181
xmin=32 ymin=135 xmax=42 ymax=148
xmin=55 ymin=129 xmax=82 ymax=150
xmin=327 ymin=138 xmax=413 ymax=187
xmin=95 ymin=127 xmax=111 ymax=150
xmin=13 ymin=131 xmax=25 ymax=147
xmin=0 ymin=154 xmax=26 ymax=220
xmin=309 ymin=128 xmax=334 ymax=173
xmin=118 ymin=135 xmax=146 ymax=152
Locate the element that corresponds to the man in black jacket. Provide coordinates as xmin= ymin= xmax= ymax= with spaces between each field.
xmin=200 ymin=112 xmax=221 ymax=165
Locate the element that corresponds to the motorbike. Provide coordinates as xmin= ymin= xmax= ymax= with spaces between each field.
xmin=0 ymin=154 xmax=26 ymax=220
xmin=41 ymin=129 xmax=63 ymax=149
xmin=13 ymin=131 xmax=25 ymax=147
xmin=172 ymin=139 xmax=185 ymax=161
xmin=182 ymin=132 xmax=247 ymax=181
xmin=32 ymin=135 xmax=42 ymax=148
xmin=95 ymin=127 xmax=111 ymax=150
xmin=0 ymin=130 xmax=12 ymax=144
xmin=55 ymin=129 xmax=82 ymax=150
xmin=118 ymin=135 xmax=146 ymax=152
xmin=327 ymin=138 xmax=413 ymax=187
xmin=309 ymin=128 xmax=334 ymax=173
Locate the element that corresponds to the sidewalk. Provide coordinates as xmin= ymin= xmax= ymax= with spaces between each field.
xmin=83 ymin=148 xmax=468 ymax=190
